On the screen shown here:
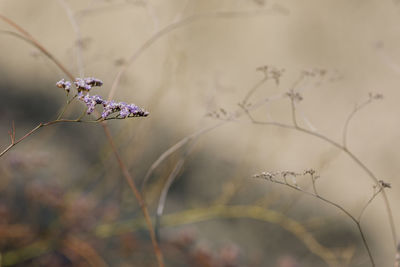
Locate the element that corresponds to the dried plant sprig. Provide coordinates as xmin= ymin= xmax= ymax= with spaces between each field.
xmin=241 ymin=65 xmax=286 ymax=106
xmin=286 ymin=90 xmax=303 ymax=102
xmin=256 ymin=65 xmax=285 ymax=85
xmin=142 ymin=74 xmax=288 ymax=196
xmin=253 ymin=169 xmax=379 ymax=267
xmin=77 ymin=92 xmax=149 ymax=118
xmin=238 ymin=72 xmax=397 ymax=249
xmin=0 ymin=76 xmax=150 ymax=159
xmin=357 ymin=180 xmax=390 ymax=222
xmin=55 ymin=78 xmax=149 ymax=119
xmin=143 ymin=79 xmax=290 ymax=245
xmin=342 ymin=92 xmax=384 ymax=148
xmin=74 ymin=77 xmax=103 ymax=91
xmin=149 ymin=70 xmax=339 ymax=247
xmin=56 ymin=79 xmax=72 ymax=92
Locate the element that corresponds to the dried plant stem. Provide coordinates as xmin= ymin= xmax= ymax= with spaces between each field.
xmin=141 ymin=78 xmax=285 ymax=196
xmin=316 ymin=196 xmax=374 ymax=267
xmin=242 ymin=106 xmax=397 ymax=249
xmin=155 ymin=158 xmax=185 ymax=241
xmin=358 ymin=187 xmax=383 ymax=222
xmin=242 ymin=76 xmax=269 ymax=104
xmin=289 ymin=93 xmax=298 ymax=127
xmin=0 ymin=14 xmax=74 ymax=80
xmin=0 ymin=123 xmax=42 ymax=158
xmin=343 ymin=148 xmax=397 ymax=248
xmin=342 ymin=97 xmax=373 ymax=148
xmin=57 ymin=94 xmax=78 ymax=120
xmin=254 ymin=172 xmax=375 ymax=266
xmin=143 ymin=83 xmax=286 ymax=233
xmin=101 ymin=123 xmax=164 ymax=267
xmin=0 ymin=14 xmax=164 ymax=267
xmin=154 ymin=139 xmax=200 ymax=241
xmin=0 ymin=115 xmax=130 ymax=158
xmin=287 ymin=74 xmax=305 ymax=128
xmin=141 ymin=121 xmax=226 ymax=193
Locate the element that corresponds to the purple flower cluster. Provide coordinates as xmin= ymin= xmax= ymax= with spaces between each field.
xmin=57 ymin=77 xmax=102 ymax=93
xmin=78 ymin=92 xmax=149 ymax=119
xmin=56 ymin=77 xmax=149 ymax=119
xmin=56 ymin=79 xmax=72 ymax=92
xmin=74 ymin=77 xmax=103 ymax=91
xmin=79 ymin=93 xmax=105 ymax=114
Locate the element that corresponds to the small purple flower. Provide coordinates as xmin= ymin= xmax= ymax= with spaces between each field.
xmin=57 ymin=77 xmax=103 ymax=92
xmin=56 ymin=79 xmax=72 ymax=92
xmin=77 ymin=91 xmax=84 ymax=99
xmin=74 ymin=78 xmax=92 ymax=91
xmin=101 ymin=100 xmax=118 ymax=119
xmin=127 ymin=104 xmax=139 ymax=114
xmin=99 ymin=100 xmax=149 ymax=119
xmin=126 ymin=103 xmax=149 ymax=116
xmin=79 ymin=93 xmax=105 ymax=114
xmin=93 ymin=95 xmax=105 ymax=105
xmin=119 ymin=106 xmax=130 ymax=118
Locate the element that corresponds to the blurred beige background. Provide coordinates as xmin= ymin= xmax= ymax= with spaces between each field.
xmin=1 ymin=0 xmax=400 ymax=266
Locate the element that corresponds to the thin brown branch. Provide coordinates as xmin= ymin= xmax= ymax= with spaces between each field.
xmin=101 ymin=122 xmax=164 ymax=267
xmin=0 ymin=115 xmax=138 ymax=158
xmin=0 ymin=14 xmax=74 ymax=80
xmin=0 ymin=123 xmax=43 ymax=158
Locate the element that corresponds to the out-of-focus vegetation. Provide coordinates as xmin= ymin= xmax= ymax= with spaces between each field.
xmin=1 ymin=1 xmax=400 ymax=266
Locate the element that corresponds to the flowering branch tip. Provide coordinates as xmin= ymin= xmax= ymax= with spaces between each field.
xmin=56 ymin=77 xmax=149 ymax=120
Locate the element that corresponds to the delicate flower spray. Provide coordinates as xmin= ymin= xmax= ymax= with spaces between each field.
xmin=56 ymin=77 xmax=149 ymax=120
xmin=1 ymin=77 xmax=149 ymax=158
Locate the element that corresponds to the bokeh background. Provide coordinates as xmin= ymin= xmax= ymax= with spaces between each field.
xmin=1 ymin=0 xmax=400 ymax=266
